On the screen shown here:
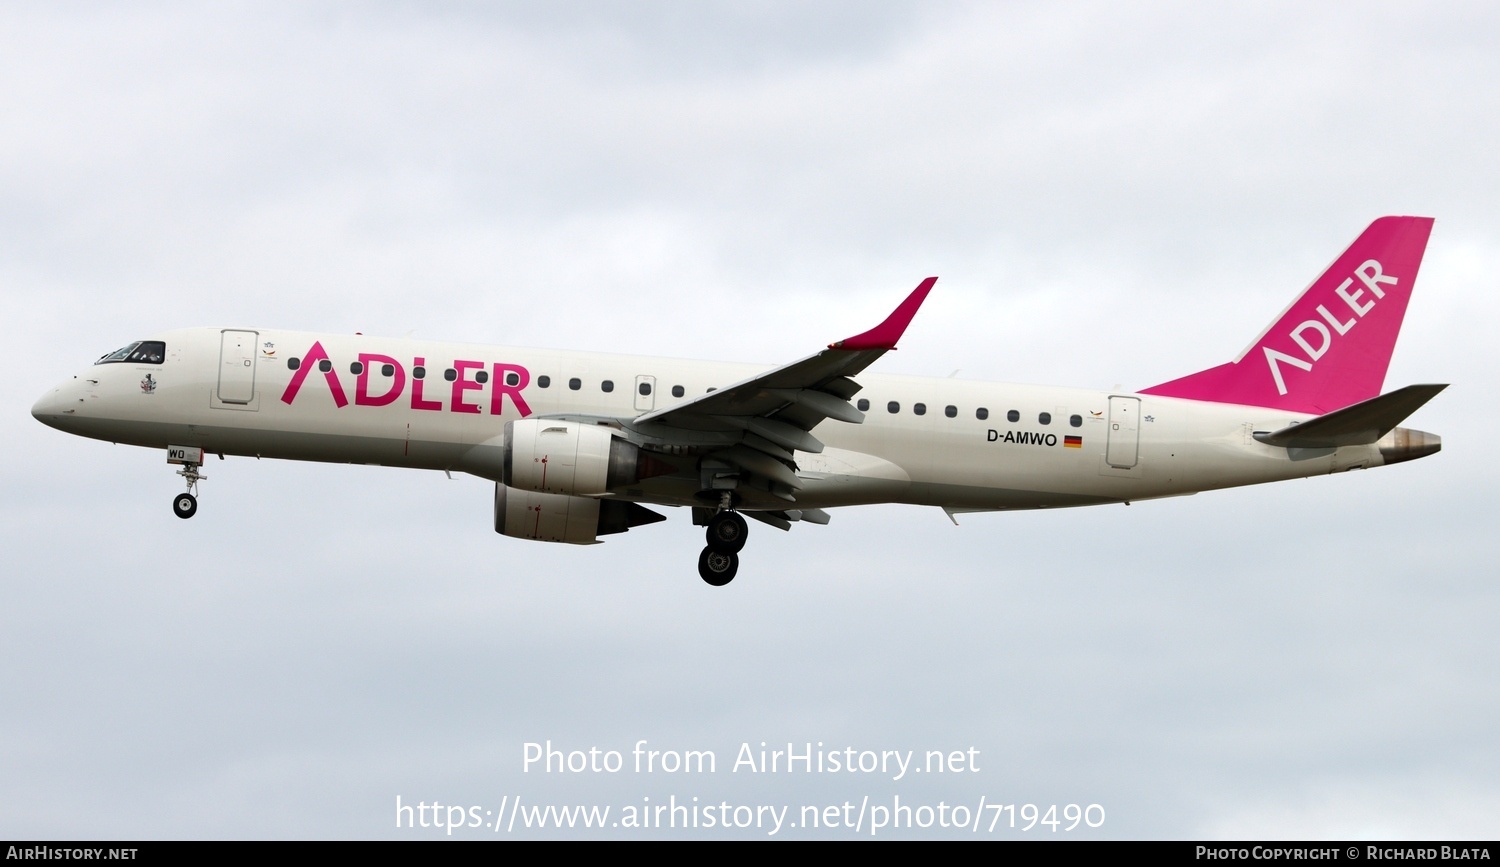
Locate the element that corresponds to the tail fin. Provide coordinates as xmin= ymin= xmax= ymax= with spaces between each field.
xmin=1141 ymin=216 xmax=1434 ymax=414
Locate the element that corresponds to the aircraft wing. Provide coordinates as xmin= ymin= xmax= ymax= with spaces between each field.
xmin=624 ymin=277 xmax=936 ymax=502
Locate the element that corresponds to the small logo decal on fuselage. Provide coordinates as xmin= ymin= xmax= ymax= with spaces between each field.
xmin=140 ymin=374 xmax=157 ymax=394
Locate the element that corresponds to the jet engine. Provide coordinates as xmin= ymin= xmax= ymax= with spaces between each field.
xmin=503 ymin=418 xmax=670 ymax=496
xmin=493 ymin=484 xmax=665 ymax=544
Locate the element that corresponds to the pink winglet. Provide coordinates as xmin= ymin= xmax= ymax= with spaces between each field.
xmin=830 ymin=277 xmax=938 ymax=351
xmin=1140 ymin=216 xmax=1434 ymax=415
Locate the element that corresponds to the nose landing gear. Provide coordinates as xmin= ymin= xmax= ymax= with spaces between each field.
xmin=697 ymin=508 xmax=749 ymax=586
xmin=167 ymin=445 xmax=207 ymax=519
xmin=172 ymin=461 xmax=205 ymax=519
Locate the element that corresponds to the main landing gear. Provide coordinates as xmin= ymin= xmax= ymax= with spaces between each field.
xmin=172 ymin=460 xmax=205 ymax=519
xmin=698 ymin=509 xmax=748 ymax=587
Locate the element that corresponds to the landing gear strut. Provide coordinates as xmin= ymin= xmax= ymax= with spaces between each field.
xmin=172 ymin=460 xmax=205 ymax=520
xmin=697 ymin=502 xmax=748 ymax=586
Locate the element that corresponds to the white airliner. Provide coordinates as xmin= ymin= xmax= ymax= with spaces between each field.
xmin=33 ymin=216 xmax=1445 ymax=585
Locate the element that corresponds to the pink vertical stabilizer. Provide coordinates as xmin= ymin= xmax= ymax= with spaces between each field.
xmin=1140 ymin=216 xmax=1434 ymax=415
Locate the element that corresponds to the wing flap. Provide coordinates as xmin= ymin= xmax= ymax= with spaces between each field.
xmin=720 ymin=416 xmax=825 ymax=454
xmin=765 ymin=388 xmax=866 ymax=424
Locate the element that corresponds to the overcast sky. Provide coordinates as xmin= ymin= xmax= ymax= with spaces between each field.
xmin=3 ymin=1 xmax=1497 ymax=840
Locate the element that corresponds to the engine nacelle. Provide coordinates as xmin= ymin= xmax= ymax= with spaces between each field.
xmin=503 ymin=418 xmax=643 ymax=496
xmin=494 ymin=484 xmax=666 ymax=545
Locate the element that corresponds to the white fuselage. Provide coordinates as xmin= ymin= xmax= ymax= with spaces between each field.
xmin=33 ymin=327 xmax=1391 ymax=515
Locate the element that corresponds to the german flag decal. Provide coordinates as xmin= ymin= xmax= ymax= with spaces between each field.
xmin=1064 ymin=435 xmax=1083 ymax=448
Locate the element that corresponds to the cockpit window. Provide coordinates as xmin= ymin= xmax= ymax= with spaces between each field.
xmin=95 ymin=341 xmax=166 ymax=365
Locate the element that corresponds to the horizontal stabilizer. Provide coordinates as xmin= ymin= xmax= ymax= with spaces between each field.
xmin=1253 ymin=384 xmax=1447 ymax=448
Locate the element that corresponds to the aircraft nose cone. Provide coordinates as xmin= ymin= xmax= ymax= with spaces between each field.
xmin=32 ymin=386 xmax=72 ymax=428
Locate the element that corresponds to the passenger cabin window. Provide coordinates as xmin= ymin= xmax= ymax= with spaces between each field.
xmin=568 ymin=378 xmax=581 ymax=390
xmin=945 ymin=405 xmax=957 ymax=418
xmin=96 ymin=341 xmax=166 ymax=365
xmin=318 ymin=360 xmax=333 ymax=373
xmin=1007 ymin=410 xmax=1020 ymax=423
xmin=976 ymin=407 xmax=989 ymax=420
xmin=601 ymin=380 xmax=614 ymax=393
xmin=287 ymin=358 xmax=301 ymax=370
xmin=913 ymin=403 xmax=927 ymax=416
xmin=443 ymin=368 xmax=457 ymax=382
xmin=638 ymin=382 xmax=651 ymax=396
xmin=857 ymin=398 xmax=870 ymax=411
xmin=505 ymin=372 xmax=520 ymax=386
xmin=672 ymin=385 xmax=685 ymax=398
xmin=887 ymin=401 xmax=900 ymax=414
xmin=475 ymin=371 xmax=489 ymax=384
xmin=350 ymin=362 xmax=363 ymax=375
xmin=1070 ymin=414 xmax=1082 ymax=427
xmin=381 ymin=364 xmax=395 ymax=377
xmin=538 ymin=375 xmax=551 ymax=388
xmin=1039 ymin=412 xmax=1051 ymax=425
xmin=413 ymin=366 xmax=426 ymax=379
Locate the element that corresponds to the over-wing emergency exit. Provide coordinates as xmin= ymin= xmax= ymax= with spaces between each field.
xmin=33 ymin=217 xmax=1445 ymax=585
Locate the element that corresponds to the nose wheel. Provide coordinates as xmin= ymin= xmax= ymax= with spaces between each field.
xmin=698 ymin=510 xmax=749 ymax=586
xmin=173 ymin=492 xmax=198 ymax=519
xmin=172 ymin=459 xmax=206 ymax=519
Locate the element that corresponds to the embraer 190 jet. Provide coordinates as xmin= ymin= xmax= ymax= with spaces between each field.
xmin=32 ymin=217 xmax=1445 ymax=585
